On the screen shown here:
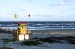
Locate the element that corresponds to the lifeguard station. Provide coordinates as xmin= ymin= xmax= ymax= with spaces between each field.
xmin=13 ymin=22 xmax=30 ymax=41
xmin=13 ymin=14 xmax=30 ymax=41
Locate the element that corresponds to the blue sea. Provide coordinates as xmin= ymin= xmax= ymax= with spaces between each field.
xmin=0 ymin=21 xmax=75 ymax=30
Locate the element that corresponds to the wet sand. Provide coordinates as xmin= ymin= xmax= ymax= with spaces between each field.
xmin=30 ymin=29 xmax=75 ymax=34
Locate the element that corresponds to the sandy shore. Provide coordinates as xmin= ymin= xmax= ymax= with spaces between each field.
xmin=0 ymin=33 xmax=75 ymax=49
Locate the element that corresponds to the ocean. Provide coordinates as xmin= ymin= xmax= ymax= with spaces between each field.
xmin=0 ymin=21 xmax=75 ymax=34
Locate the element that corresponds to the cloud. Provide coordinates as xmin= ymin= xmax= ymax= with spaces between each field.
xmin=0 ymin=15 xmax=13 ymax=21
xmin=50 ymin=0 xmax=75 ymax=7
xmin=42 ymin=15 xmax=57 ymax=17
xmin=33 ymin=15 xmax=58 ymax=19
xmin=60 ymin=2 xmax=66 ymax=5
xmin=50 ymin=4 xmax=60 ymax=6
xmin=60 ymin=14 xmax=75 ymax=19
xmin=0 ymin=14 xmax=75 ymax=21
xmin=27 ymin=0 xmax=37 ymax=2
xmin=63 ymin=0 xmax=75 ymax=3
xmin=6 ymin=13 xmax=13 ymax=15
xmin=34 ymin=15 xmax=42 ymax=16
xmin=18 ymin=9 xmax=26 ymax=11
xmin=50 ymin=2 xmax=66 ymax=6
xmin=69 ymin=8 xmax=75 ymax=11
xmin=72 ymin=0 xmax=75 ymax=2
xmin=34 ymin=15 xmax=56 ymax=17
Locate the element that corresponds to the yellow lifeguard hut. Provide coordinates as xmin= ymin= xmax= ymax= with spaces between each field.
xmin=13 ymin=22 xmax=30 ymax=41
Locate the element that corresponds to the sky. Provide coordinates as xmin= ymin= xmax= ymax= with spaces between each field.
xmin=0 ymin=0 xmax=75 ymax=21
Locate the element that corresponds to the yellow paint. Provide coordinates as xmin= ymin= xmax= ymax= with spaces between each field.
xmin=14 ymin=14 xmax=18 ymax=18
xmin=19 ymin=24 xmax=27 ymax=34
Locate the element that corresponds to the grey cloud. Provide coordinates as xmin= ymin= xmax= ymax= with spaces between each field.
xmin=50 ymin=3 xmax=67 ymax=6
xmin=6 ymin=13 xmax=20 ymax=17
xmin=50 ymin=4 xmax=60 ymax=6
xmin=18 ymin=9 xmax=26 ymax=11
xmin=69 ymin=8 xmax=75 ymax=11
xmin=64 ymin=0 xmax=75 ymax=2
xmin=60 ymin=11 xmax=66 ymax=13
xmin=34 ymin=15 xmax=57 ymax=17
xmin=34 ymin=15 xmax=42 ymax=16
xmin=74 ymin=15 xmax=75 ymax=16
xmin=62 ymin=8 xmax=75 ymax=12
xmin=61 ymin=15 xmax=75 ymax=18
xmin=42 ymin=15 xmax=56 ymax=17
xmin=13 ymin=6 xmax=21 ymax=9
xmin=6 ymin=13 xmax=13 ymax=15
xmin=49 ymin=0 xmax=71 ymax=7
xmin=63 ymin=0 xmax=73 ymax=2
xmin=64 ymin=0 xmax=70 ymax=2
xmin=0 ymin=16 xmax=12 ymax=20
xmin=27 ymin=0 xmax=36 ymax=2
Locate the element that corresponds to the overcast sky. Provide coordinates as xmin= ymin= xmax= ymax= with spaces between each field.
xmin=0 ymin=0 xmax=75 ymax=21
